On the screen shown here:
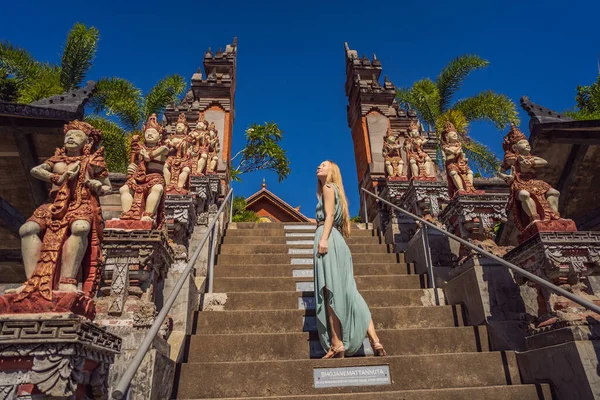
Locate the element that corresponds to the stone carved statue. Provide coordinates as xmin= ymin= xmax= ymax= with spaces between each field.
xmin=441 ymin=121 xmax=477 ymax=197
xmin=190 ymin=113 xmax=210 ymax=175
xmin=403 ymin=119 xmax=435 ymax=180
xmin=498 ymin=124 xmax=574 ymax=237
xmin=118 ymin=114 xmax=169 ymax=228
xmin=382 ymin=127 xmax=406 ymax=180
xmin=164 ymin=113 xmax=192 ymax=194
xmin=206 ymin=122 xmax=220 ymax=174
xmin=14 ymin=121 xmax=111 ymax=301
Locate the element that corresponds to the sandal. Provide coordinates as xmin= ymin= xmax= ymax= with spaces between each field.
xmin=322 ymin=343 xmax=345 ymax=359
xmin=370 ymin=340 xmax=387 ymax=357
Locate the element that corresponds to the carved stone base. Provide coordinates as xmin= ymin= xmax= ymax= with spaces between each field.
xmin=0 ymin=313 xmax=121 ymax=399
xmin=0 ymin=292 xmax=96 ymax=321
xmin=518 ymin=218 xmax=578 ymax=244
xmin=190 ymin=176 xmax=221 ymax=225
xmin=96 ymin=229 xmax=174 ymax=320
xmin=400 ymin=180 xmax=450 ymax=220
xmin=440 ymin=193 xmax=508 ymax=241
xmin=105 ymin=219 xmax=153 ymax=230
xmin=504 ymin=231 xmax=600 ymax=329
xmin=165 ymin=194 xmax=196 ymax=249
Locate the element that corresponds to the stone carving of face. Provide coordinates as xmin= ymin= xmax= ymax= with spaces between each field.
xmin=513 ymin=139 xmax=531 ymax=155
xmin=145 ymin=128 xmax=161 ymax=145
xmin=64 ymin=129 xmax=88 ymax=153
xmin=175 ymin=123 xmax=187 ymax=135
xmin=316 ymin=161 xmax=330 ymax=179
xmin=447 ymin=130 xmax=458 ymax=141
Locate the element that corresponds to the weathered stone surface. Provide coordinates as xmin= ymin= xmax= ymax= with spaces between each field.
xmin=0 ymin=313 xmax=120 ymax=399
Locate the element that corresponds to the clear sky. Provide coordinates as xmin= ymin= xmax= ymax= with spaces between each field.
xmin=2 ymin=0 xmax=599 ymax=218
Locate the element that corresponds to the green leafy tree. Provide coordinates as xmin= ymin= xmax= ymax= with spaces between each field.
xmin=86 ymin=76 xmax=186 ymax=172
xmin=0 ymin=23 xmax=99 ymax=103
xmin=395 ymin=55 xmax=519 ymax=174
xmin=230 ymin=122 xmax=291 ymax=183
xmin=350 ymin=215 xmax=362 ymax=223
xmin=565 ymin=74 xmax=600 ymax=120
xmin=231 ymin=195 xmax=260 ymax=222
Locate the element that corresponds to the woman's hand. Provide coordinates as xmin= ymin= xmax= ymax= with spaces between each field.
xmin=318 ymin=238 xmax=328 ymax=256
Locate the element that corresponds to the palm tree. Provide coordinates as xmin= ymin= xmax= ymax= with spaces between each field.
xmin=565 ymin=74 xmax=600 ymax=120
xmin=87 ymin=76 xmax=186 ymax=172
xmin=0 ymin=23 xmax=99 ymax=103
xmin=395 ymin=55 xmax=519 ymax=174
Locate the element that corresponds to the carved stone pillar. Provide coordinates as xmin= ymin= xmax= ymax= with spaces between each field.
xmin=94 ymin=228 xmax=175 ymax=400
xmin=190 ymin=175 xmax=221 ymax=226
xmin=504 ymin=231 xmax=600 ymax=329
xmin=165 ymin=194 xmax=197 ymax=272
xmin=0 ymin=314 xmax=121 ymax=399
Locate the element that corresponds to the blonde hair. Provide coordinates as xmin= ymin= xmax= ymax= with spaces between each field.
xmin=317 ymin=160 xmax=351 ymax=237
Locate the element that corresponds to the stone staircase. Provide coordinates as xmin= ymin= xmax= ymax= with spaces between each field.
xmin=173 ymin=222 xmax=552 ymax=399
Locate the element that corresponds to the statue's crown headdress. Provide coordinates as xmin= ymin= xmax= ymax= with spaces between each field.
xmin=443 ymin=120 xmax=456 ymax=133
xmin=177 ymin=112 xmax=189 ymax=128
xmin=504 ymin=123 xmax=527 ymax=147
xmin=144 ymin=113 xmax=163 ymax=133
xmin=408 ymin=119 xmax=420 ymax=132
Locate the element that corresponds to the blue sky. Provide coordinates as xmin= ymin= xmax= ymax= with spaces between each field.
xmin=2 ymin=0 xmax=599 ymax=218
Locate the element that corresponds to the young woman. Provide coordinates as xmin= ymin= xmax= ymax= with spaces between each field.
xmin=314 ymin=160 xmax=386 ymax=359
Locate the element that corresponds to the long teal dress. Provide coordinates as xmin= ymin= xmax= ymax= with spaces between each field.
xmin=313 ymin=183 xmax=372 ymax=356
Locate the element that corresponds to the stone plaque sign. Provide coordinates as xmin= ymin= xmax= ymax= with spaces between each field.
xmin=291 ymin=258 xmax=313 ymax=265
xmin=296 ymin=282 xmax=314 ymax=292
xmin=314 ymin=365 xmax=391 ymax=388
xmin=289 ymin=248 xmax=313 ymax=255
xmin=293 ymin=269 xmax=314 ymax=278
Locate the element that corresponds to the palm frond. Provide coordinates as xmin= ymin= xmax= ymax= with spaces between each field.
xmin=142 ymin=74 xmax=186 ymax=119
xmin=435 ymin=55 xmax=489 ymax=112
xmin=18 ymin=63 xmax=62 ymax=103
xmin=452 ymin=90 xmax=519 ymax=130
xmin=462 ymin=139 xmax=500 ymax=175
xmin=86 ymin=115 xmax=129 ymax=173
xmin=60 ymin=23 xmax=99 ymax=91
xmin=395 ymin=79 xmax=441 ymax=128
xmin=90 ymin=77 xmax=142 ymax=132
xmin=0 ymin=41 xmax=41 ymax=87
xmin=436 ymin=109 xmax=469 ymax=136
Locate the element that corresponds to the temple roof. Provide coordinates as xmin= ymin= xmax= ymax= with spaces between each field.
xmin=245 ymin=181 xmax=312 ymax=223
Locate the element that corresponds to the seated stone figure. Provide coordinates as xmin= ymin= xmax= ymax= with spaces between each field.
xmin=164 ymin=113 xmax=192 ymax=194
xmin=190 ymin=113 xmax=210 ymax=175
xmin=382 ymin=127 xmax=405 ymax=179
xmin=118 ymin=114 xmax=169 ymax=228
xmin=498 ymin=124 xmax=573 ymax=237
xmin=13 ymin=120 xmax=111 ymax=301
xmin=206 ymin=122 xmax=221 ymax=174
xmin=441 ymin=121 xmax=478 ymax=197
xmin=403 ymin=119 xmax=435 ymax=180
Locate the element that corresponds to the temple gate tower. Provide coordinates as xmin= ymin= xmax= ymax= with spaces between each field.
xmin=343 ymin=42 xmax=416 ymax=224
xmin=164 ymin=38 xmax=237 ymax=184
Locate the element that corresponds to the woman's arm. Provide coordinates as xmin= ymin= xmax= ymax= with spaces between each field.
xmin=318 ymin=184 xmax=336 ymax=255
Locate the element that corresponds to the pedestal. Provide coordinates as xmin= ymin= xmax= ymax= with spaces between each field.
xmin=517 ymin=325 xmax=600 ymax=400
xmin=95 ymin=228 xmax=176 ymax=400
xmin=0 ymin=314 xmax=121 ymax=399
xmin=190 ymin=175 xmax=221 ymax=226
xmin=165 ymin=194 xmax=196 ymax=273
xmin=504 ymin=231 xmax=600 ymax=328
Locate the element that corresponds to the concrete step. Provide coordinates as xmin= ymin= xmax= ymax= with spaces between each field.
xmin=215 ymin=253 xmax=403 ymax=265
xmin=222 ymin=236 xmax=384 ymax=245
xmin=224 ymin=229 xmax=380 ymax=238
xmin=187 ymin=326 xmax=488 ymax=362
xmin=212 ymin=275 xmax=422 ymax=293
xmin=175 ymin=351 xmax=521 ymax=398
xmin=218 ymin=244 xmax=391 ymax=255
xmin=192 ymin=306 xmax=464 ymax=334
xmin=193 ymin=385 xmax=552 ymax=399
xmin=214 ymin=263 xmax=413 ymax=278
xmin=206 ymin=289 xmax=439 ymax=311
